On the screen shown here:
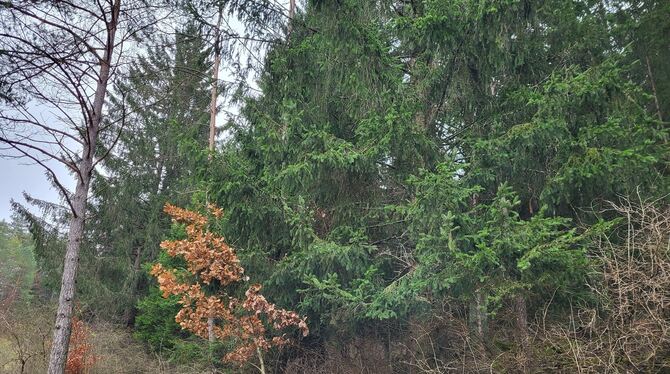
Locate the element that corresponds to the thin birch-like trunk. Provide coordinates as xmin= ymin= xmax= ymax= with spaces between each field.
xmin=206 ymin=7 xmax=225 ymax=341
xmin=287 ymin=0 xmax=296 ymax=35
xmin=207 ymin=316 xmax=215 ymax=343
xmin=208 ymin=7 xmax=224 ymax=156
xmin=256 ymin=346 xmax=266 ymax=374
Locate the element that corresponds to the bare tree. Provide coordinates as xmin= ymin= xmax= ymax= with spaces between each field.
xmin=0 ymin=1 xmax=162 ymax=372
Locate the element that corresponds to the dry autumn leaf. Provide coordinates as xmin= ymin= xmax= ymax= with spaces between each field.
xmin=151 ymin=203 xmax=309 ymax=366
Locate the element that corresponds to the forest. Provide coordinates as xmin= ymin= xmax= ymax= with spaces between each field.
xmin=0 ymin=0 xmax=668 ymax=373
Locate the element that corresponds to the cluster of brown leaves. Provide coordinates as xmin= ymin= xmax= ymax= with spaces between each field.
xmin=160 ymin=203 xmax=243 ymax=286
xmin=65 ymin=317 xmax=96 ymax=374
xmin=151 ymin=204 xmax=309 ymax=365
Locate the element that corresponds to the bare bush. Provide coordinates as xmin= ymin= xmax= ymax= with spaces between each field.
xmin=540 ymin=196 xmax=670 ymax=373
xmin=0 ymin=305 xmax=52 ymax=373
xmin=284 ymin=335 xmax=393 ymax=374
xmin=0 ymin=303 xmax=213 ymax=374
xmin=399 ymin=309 xmax=499 ymax=374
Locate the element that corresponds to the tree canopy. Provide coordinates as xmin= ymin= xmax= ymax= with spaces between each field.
xmin=2 ymin=0 xmax=668 ymax=372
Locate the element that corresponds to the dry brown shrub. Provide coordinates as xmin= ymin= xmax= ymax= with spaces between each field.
xmin=284 ymin=303 xmax=497 ymax=374
xmin=87 ymin=322 xmax=212 ymax=374
xmin=0 ymin=303 xmax=52 ymax=374
xmin=399 ymin=313 xmax=490 ymax=373
xmin=0 ymin=303 xmax=214 ymax=374
xmin=539 ymin=196 xmax=670 ymax=373
xmin=65 ymin=317 xmax=96 ymax=374
xmin=284 ymin=335 xmax=392 ymax=374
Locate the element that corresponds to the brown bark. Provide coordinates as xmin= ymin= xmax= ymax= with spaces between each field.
xmin=645 ymin=55 xmax=663 ymax=122
xmin=514 ymin=294 xmax=531 ymax=373
xmin=46 ymin=1 xmax=120 ymax=372
xmin=123 ymin=246 xmax=143 ymax=326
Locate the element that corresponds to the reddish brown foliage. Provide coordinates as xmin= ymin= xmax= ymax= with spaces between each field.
xmin=151 ymin=203 xmax=309 ymax=365
xmin=65 ymin=317 xmax=96 ymax=374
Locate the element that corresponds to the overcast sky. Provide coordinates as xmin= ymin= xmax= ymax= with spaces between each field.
xmin=0 ymin=1 xmax=288 ymax=223
xmin=0 ymin=97 xmax=243 ymax=224
xmin=0 ymin=157 xmax=72 ymax=222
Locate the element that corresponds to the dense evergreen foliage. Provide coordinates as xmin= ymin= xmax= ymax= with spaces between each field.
xmin=0 ymin=219 xmax=35 ymax=303
xmin=4 ymin=0 xmax=668 ymax=372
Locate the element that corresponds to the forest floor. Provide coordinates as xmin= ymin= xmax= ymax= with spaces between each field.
xmin=0 ymin=305 xmax=211 ymax=374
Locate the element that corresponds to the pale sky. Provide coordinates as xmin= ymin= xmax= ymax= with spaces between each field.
xmin=0 ymin=157 xmax=72 ymax=221
xmin=0 ymin=1 xmax=289 ymax=223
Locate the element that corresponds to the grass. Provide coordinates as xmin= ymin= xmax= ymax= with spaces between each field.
xmin=0 ymin=303 xmax=216 ymax=374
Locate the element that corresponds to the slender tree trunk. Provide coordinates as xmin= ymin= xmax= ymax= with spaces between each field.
xmin=123 ymin=246 xmax=143 ymax=326
xmin=207 ymin=313 xmax=215 ymax=368
xmin=468 ymin=290 xmax=488 ymax=339
xmin=256 ymin=346 xmax=266 ymax=374
xmin=47 ymin=2 xmax=120 ymax=372
xmin=645 ymin=55 xmax=663 ymax=122
xmin=289 ymin=0 xmax=296 ymax=19
xmin=205 ymin=7 xmax=225 ymax=341
xmin=208 ymin=8 xmax=224 ymax=157
xmin=207 ymin=315 xmax=215 ymax=343
xmin=208 ymin=53 xmax=221 ymax=154
xmin=287 ymin=0 xmax=296 ymax=35
xmin=47 ymin=163 xmax=91 ymax=374
xmin=514 ymin=294 xmax=531 ymax=373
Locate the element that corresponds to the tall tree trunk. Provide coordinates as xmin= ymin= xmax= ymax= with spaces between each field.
xmin=47 ymin=1 xmax=120 ymax=372
xmin=289 ymin=0 xmax=296 ymax=19
xmin=123 ymin=246 xmax=143 ymax=326
xmin=287 ymin=0 xmax=296 ymax=36
xmin=47 ymin=163 xmax=91 ymax=374
xmin=206 ymin=7 xmax=224 ymax=341
xmin=207 ymin=6 xmax=223 ymax=345
xmin=514 ymin=294 xmax=531 ymax=373
xmin=208 ymin=7 xmax=224 ymax=157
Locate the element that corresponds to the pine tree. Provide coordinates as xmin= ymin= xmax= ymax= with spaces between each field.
xmin=203 ymin=0 xmax=668 ymax=370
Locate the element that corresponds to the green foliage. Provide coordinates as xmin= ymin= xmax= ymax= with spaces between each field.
xmin=197 ymin=0 xmax=669 ymax=349
xmin=134 ymin=287 xmax=183 ymax=351
xmin=453 ymin=185 xmax=588 ymax=310
xmin=0 ymin=219 xmax=35 ymax=301
xmin=12 ymin=0 xmax=661 ymax=369
xmin=471 ymin=56 xmax=667 ymax=216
